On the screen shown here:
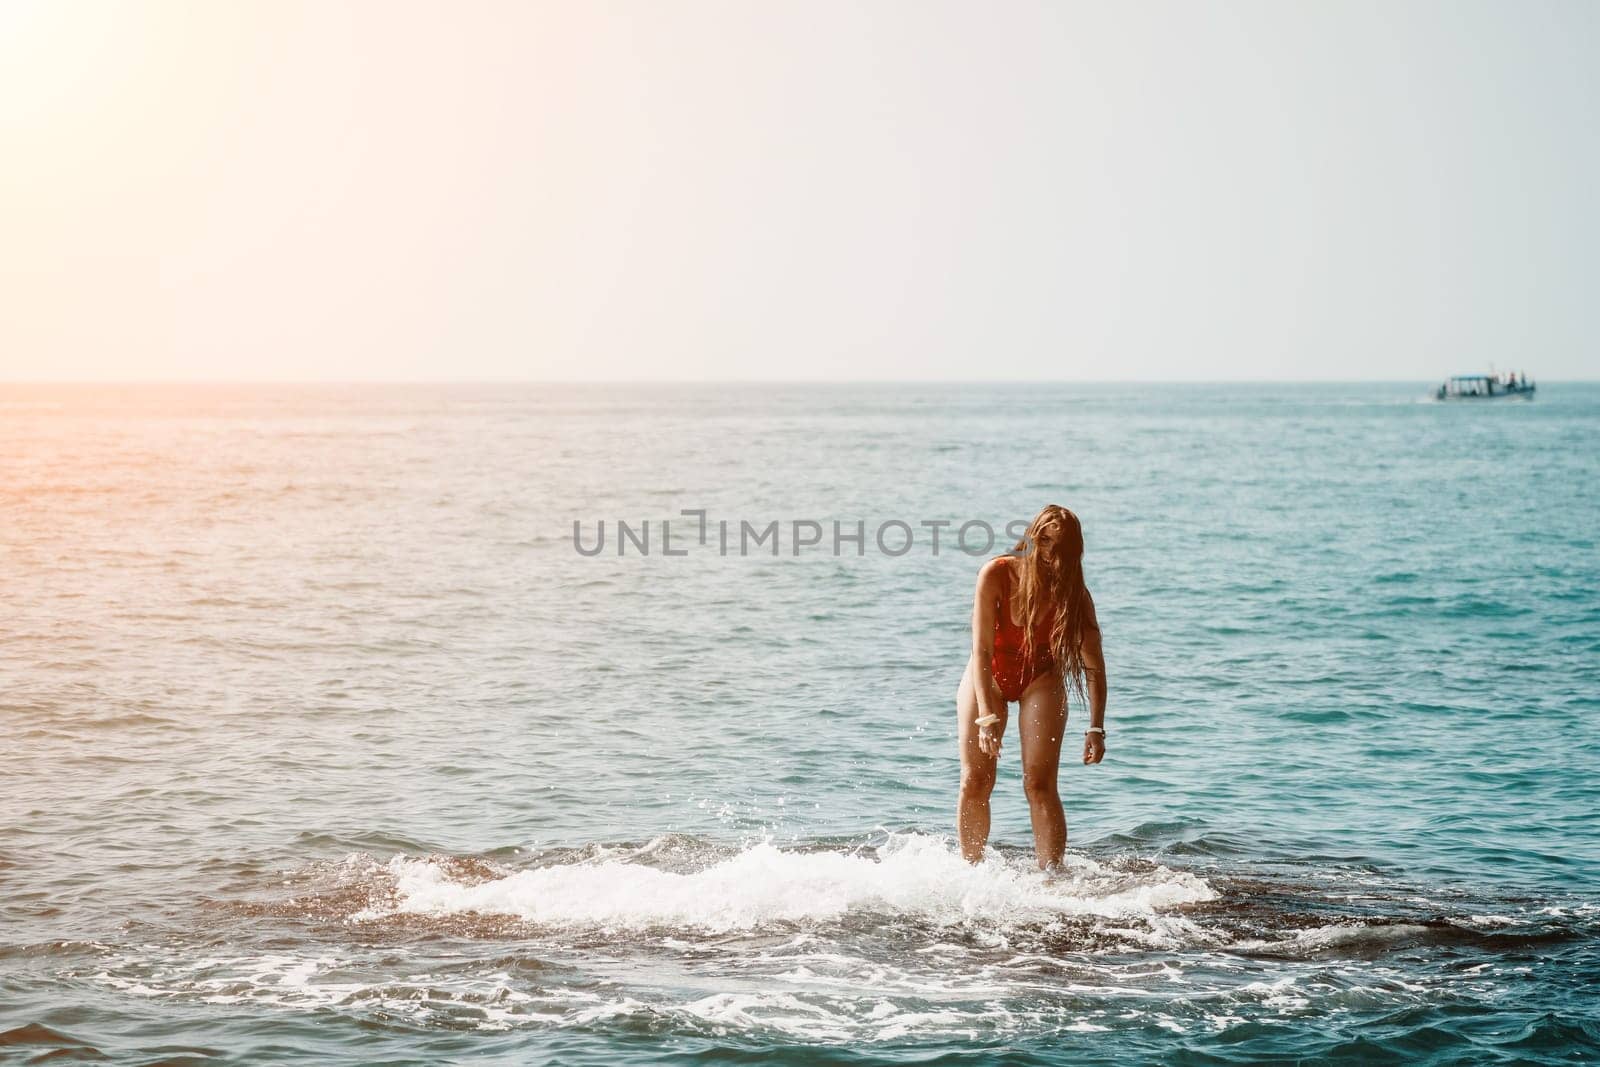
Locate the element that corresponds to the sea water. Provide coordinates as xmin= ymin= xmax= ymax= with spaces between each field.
xmin=2 ymin=382 xmax=1597 ymax=1064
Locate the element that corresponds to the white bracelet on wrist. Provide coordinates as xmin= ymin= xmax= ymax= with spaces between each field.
xmin=1085 ymin=726 xmax=1105 ymax=735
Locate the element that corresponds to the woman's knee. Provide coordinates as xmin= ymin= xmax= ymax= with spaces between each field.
xmin=1021 ymin=766 xmax=1058 ymax=802
xmin=960 ymin=764 xmax=996 ymax=798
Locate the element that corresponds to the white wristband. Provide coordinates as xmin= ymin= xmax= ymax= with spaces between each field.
xmin=1084 ymin=726 xmax=1105 ymax=735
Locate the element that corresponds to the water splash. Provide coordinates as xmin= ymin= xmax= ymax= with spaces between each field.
xmin=353 ymin=833 xmax=1216 ymax=932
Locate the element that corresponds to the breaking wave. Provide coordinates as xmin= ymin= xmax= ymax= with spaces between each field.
xmin=351 ymin=833 xmax=1216 ymax=932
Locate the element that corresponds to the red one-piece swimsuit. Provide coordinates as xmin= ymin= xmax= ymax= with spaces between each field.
xmin=990 ymin=556 xmax=1055 ymax=701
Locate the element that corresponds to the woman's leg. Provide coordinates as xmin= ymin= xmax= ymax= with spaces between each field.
xmin=1018 ymin=671 xmax=1068 ymax=869
xmin=956 ymin=661 xmax=998 ymax=863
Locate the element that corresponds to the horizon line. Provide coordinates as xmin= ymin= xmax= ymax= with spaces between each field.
xmin=0 ymin=377 xmax=1590 ymax=387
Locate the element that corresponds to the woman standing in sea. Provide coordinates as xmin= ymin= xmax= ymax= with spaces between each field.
xmin=956 ymin=504 xmax=1107 ymax=868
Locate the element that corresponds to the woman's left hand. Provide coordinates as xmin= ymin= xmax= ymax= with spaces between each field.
xmin=1083 ymin=731 xmax=1105 ymax=765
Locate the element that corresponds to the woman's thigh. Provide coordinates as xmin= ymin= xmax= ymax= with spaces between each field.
xmin=956 ymin=661 xmax=998 ymax=785
xmin=1017 ymin=670 xmax=1067 ymax=782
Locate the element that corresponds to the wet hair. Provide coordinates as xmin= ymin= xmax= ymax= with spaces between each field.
xmin=1008 ymin=504 xmax=1098 ymax=704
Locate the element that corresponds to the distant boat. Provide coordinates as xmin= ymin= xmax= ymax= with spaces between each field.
xmin=1435 ymin=373 xmax=1536 ymax=401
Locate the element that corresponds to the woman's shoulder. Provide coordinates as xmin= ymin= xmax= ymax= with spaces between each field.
xmin=976 ymin=554 xmax=1016 ymax=587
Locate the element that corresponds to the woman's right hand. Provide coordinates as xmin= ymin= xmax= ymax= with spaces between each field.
xmin=976 ymin=709 xmax=1006 ymax=757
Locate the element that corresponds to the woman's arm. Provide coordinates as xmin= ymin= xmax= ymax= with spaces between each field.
xmin=1081 ymin=608 xmax=1107 ymax=765
xmin=971 ymin=561 xmax=1007 ymax=756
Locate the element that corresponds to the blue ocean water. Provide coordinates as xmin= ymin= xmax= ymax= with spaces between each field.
xmin=2 ymin=382 xmax=1598 ymax=1065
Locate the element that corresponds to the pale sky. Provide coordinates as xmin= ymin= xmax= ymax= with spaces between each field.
xmin=2 ymin=0 xmax=1596 ymax=382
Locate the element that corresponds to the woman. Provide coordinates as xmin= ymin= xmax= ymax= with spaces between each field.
xmin=956 ymin=504 xmax=1106 ymax=868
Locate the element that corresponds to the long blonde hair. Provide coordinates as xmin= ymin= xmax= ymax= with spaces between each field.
xmin=1008 ymin=504 xmax=1097 ymax=703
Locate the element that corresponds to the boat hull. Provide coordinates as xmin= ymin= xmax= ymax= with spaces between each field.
xmin=1436 ymin=384 xmax=1536 ymax=401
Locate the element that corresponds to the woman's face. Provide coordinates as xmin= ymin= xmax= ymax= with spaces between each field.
xmin=1033 ymin=519 xmax=1062 ymax=561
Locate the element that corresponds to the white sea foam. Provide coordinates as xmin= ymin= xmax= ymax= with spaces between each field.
xmin=354 ymin=833 xmax=1216 ymax=932
xmin=1290 ymin=922 xmax=1432 ymax=949
xmin=1223 ymin=920 xmax=1436 ymax=957
xmin=80 ymin=834 xmax=1516 ymax=1045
